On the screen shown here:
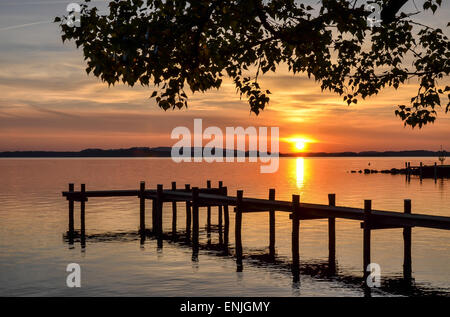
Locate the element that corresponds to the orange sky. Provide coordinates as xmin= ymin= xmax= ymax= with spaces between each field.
xmin=0 ymin=1 xmax=449 ymax=153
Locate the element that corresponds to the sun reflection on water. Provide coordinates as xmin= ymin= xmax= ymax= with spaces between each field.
xmin=296 ymin=157 xmax=304 ymax=189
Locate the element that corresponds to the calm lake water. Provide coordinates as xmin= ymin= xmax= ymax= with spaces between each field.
xmin=0 ymin=157 xmax=449 ymax=296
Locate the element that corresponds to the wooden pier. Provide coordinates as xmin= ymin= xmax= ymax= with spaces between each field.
xmin=62 ymin=181 xmax=450 ymax=289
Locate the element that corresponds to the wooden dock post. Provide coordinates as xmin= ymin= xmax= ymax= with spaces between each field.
xmin=139 ymin=181 xmax=145 ymax=234
xmin=171 ymin=181 xmax=177 ymax=238
xmin=407 ymin=162 xmax=411 ymax=182
xmin=268 ymin=188 xmax=276 ymax=258
xmin=185 ymin=184 xmax=191 ymax=241
xmin=434 ymin=162 xmax=438 ymax=181
xmin=235 ymin=190 xmax=244 ymax=271
xmin=206 ymin=180 xmax=211 ymax=234
xmin=68 ymin=183 xmax=75 ymax=239
xmin=328 ymin=193 xmax=336 ymax=274
xmin=80 ymin=184 xmax=86 ymax=248
xmin=152 ymin=198 xmax=157 ymax=233
xmin=404 ymin=162 xmax=408 ymax=182
xmin=192 ymin=187 xmax=200 ymax=251
xmin=403 ymin=199 xmax=412 ymax=281
xmin=218 ymin=181 xmax=223 ymax=244
xmin=363 ymin=200 xmax=372 ymax=285
xmin=291 ymin=195 xmax=300 ymax=282
xmin=223 ymin=187 xmax=230 ymax=250
xmin=156 ymin=184 xmax=163 ymax=238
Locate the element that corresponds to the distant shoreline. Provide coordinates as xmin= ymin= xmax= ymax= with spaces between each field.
xmin=0 ymin=147 xmax=445 ymax=158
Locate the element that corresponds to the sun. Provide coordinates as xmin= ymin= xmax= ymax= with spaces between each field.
xmin=295 ymin=140 xmax=306 ymax=151
xmin=283 ymin=136 xmax=316 ymax=152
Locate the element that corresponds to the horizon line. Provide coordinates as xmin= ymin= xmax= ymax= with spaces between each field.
xmin=0 ymin=147 xmax=447 ymax=158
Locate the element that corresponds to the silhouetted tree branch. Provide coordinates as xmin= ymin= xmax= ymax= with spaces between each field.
xmin=55 ymin=0 xmax=449 ymax=128
xmin=381 ymin=0 xmax=409 ymax=24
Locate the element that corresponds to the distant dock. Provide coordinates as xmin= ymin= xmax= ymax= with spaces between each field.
xmin=351 ymin=162 xmax=450 ymax=180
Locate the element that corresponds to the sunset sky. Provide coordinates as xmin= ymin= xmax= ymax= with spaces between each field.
xmin=0 ymin=0 xmax=449 ymax=153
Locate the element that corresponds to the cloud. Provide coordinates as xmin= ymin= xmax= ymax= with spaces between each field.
xmin=0 ymin=20 xmax=50 ymax=32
